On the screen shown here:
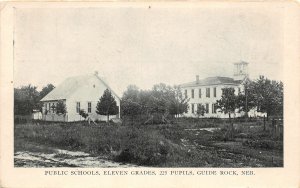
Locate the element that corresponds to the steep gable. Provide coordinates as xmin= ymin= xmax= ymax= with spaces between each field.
xmin=40 ymin=73 xmax=120 ymax=102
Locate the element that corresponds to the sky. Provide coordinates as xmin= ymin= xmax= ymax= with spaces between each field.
xmin=14 ymin=5 xmax=284 ymax=96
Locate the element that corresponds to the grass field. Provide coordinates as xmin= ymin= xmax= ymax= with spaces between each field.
xmin=14 ymin=118 xmax=283 ymax=167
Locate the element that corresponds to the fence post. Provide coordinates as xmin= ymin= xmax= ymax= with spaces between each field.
xmin=274 ymin=119 xmax=278 ymax=138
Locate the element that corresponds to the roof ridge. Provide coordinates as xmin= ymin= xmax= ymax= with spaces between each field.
xmin=179 ymin=76 xmax=241 ymax=88
xmin=94 ymin=74 xmax=121 ymax=100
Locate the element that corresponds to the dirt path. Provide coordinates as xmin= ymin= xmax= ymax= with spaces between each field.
xmin=14 ymin=149 xmax=139 ymax=168
xmin=182 ymin=129 xmax=283 ymax=167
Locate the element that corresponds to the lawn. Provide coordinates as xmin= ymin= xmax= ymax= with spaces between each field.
xmin=14 ymin=118 xmax=283 ymax=167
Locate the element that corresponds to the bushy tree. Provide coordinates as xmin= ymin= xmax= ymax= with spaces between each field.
xmin=235 ymin=81 xmax=256 ymax=117
xmin=39 ymin=84 xmax=55 ymax=100
xmin=150 ymin=83 xmax=173 ymax=115
xmin=216 ymin=88 xmax=237 ymax=119
xmin=195 ymin=104 xmax=206 ymax=118
xmin=121 ymin=85 xmax=141 ymax=119
xmin=56 ymin=100 xmax=67 ymax=115
xmin=168 ymin=86 xmax=189 ymax=118
xmin=121 ymin=84 xmax=189 ymax=124
xmin=14 ymin=85 xmax=40 ymax=115
xmin=79 ymin=109 xmax=88 ymax=119
xmin=96 ymin=89 xmax=119 ymax=123
xmin=250 ymin=76 xmax=283 ymax=119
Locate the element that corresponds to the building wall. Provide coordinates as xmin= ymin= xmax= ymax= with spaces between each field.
xmin=66 ymin=76 xmax=120 ymax=122
xmin=42 ymin=76 xmax=120 ymax=122
xmin=43 ymin=114 xmax=67 ymax=121
xmin=42 ymin=100 xmax=68 ymax=121
xmin=181 ymin=84 xmax=244 ymax=118
xmin=32 ymin=112 xmax=42 ymax=120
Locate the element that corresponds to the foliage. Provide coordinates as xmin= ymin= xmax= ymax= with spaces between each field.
xmin=216 ymin=88 xmax=237 ymax=118
xmin=214 ymin=77 xmax=283 ymax=119
xmin=121 ymin=85 xmax=141 ymax=119
xmin=96 ymin=89 xmax=119 ymax=122
xmin=235 ymin=80 xmax=256 ymax=115
xmin=168 ymin=85 xmax=189 ymax=117
xmin=250 ymin=76 xmax=283 ymax=118
xmin=242 ymin=139 xmax=283 ymax=150
xmin=195 ymin=104 xmax=206 ymax=118
xmin=14 ymin=84 xmax=55 ymax=115
xmin=56 ymin=100 xmax=67 ymax=115
xmin=79 ymin=109 xmax=88 ymax=119
xmin=121 ymin=83 xmax=189 ymax=123
xmin=15 ymin=119 xmax=283 ymax=167
xmin=39 ymin=84 xmax=55 ymax=100
xmin=14 ymin=85 xmax=40 ymax=115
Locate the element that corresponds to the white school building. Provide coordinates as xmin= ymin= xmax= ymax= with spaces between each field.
xmin=179 ymin=61 xmax=262 ymax=118
xmin=40 ymin=72 xmax=120 ymax=122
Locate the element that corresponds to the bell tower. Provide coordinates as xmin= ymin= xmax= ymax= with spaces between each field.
xmin=233 ymin=61 xmax=249 ymax=81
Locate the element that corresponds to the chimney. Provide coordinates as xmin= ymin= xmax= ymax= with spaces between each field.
xmin=94 ymin=71 xmax=98 ymax=76
xmin=196 ymin=75 xmax=199 ymax=84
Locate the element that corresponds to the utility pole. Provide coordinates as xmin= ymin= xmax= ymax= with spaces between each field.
xmin=245 ymin=85 xmax=248 ymax=118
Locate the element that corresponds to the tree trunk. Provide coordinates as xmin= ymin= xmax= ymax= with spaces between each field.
xmin=228 ymin=113 xmax=233 ymax=139
xmin=245 ymin=111 xmax=249 ymax=122
xmin=107 ymin=114 xmax=110 ymax=125
xmin=263 ymin=115 xmax=266 ymax=131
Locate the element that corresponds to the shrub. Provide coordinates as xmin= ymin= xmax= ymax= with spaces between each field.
xmin=242 ymin=139 xmax=283 ymax=150
xmin=114 ymin=128 xmax=173 ymax=166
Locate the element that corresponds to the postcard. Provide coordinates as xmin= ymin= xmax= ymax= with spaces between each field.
xmin=0 ymin=1 xmax=299 ymax=188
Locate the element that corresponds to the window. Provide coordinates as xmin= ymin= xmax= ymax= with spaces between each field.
xmin=76 ymin=102 xmax=80 ymax=113
xmin=199 ymin=89 xmax=201 ymax=98
xmin=212 ymin=103 xmax=217 ymax=114
xmin=52 ymin=103 xmax=55 ymax=113
xmin=191 ymin=104 xmax=194 ymax=113
xmin=213 ymin=87 xmax=217 ymax=97
xmin=197 ymin=103 xmax=202 ymax=113
xmin=184 ymin=89 xmax=187 ymax=98
xmin=206 ymin=103 xmax=209 ymax=113
xmin=88 ymin=102 xmax=91 ymax=113
xmin=191 ymin=89 xmax=194 ymax=98
xmin=48 ymin=103 xmax=51 ymax=112
xmin=206 ymin=88 xmax=210 ymax=98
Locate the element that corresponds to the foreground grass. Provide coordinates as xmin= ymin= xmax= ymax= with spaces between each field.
xmin=14 ymin=118 xmax=283 ymax=167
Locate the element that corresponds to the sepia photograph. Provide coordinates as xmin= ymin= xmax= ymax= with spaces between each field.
xmin=12 ymin=4 xmax=286 ymax=169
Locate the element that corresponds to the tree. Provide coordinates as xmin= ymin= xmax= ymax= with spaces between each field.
xmin=271 ymin=80 xmax=283 ymax=117
xmin=56 ymin=100 xmax=67 ymax=115
xmin=250 ymin=76 xmax=283 ymax=120
xmin=121 ymin=85 xmax=141 ymax=121
xmin=121 ymin=84 xmax=189 ymax=124
xmin=39 ymin=84 xmax=55 ymax=100
xmin=168 ymin=86 xmax=189 ymax=118
xmin=150 ymin=83 xmax=173 ymax=115
xmin=216 ymin=88 xmax=237 ymax=120
xmin=38 ymin=84 xmax=55 ymax=112
xmin=96 ymin=89 xmax=119 ymax=123
xmin=79 ymin=109 xmax=88 ymax=119
xmin=195 ymin=104 xmax=206 ymax=118
xmin=236 ymin=81 xmax=256 ymax=117
xmin=14 ymin=85 xmax=40 ymax=115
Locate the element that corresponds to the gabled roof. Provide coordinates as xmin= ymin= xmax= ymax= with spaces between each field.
xmin=180 ymin=76 xmax=242 ymax=88
xmin=40 ymin=73 xmax=120 ymax=102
